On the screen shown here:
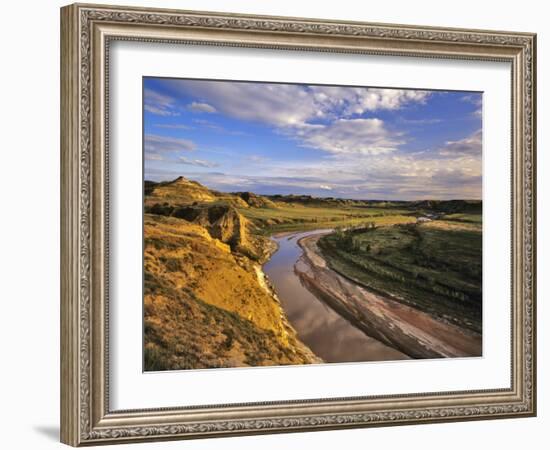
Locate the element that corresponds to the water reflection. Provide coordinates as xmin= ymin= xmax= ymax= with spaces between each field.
xmin=263 ymin=230 xmax=406 ymax=363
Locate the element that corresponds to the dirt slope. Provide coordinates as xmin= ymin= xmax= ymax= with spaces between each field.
xmin=144 ymin=214 xmax=320 ymax=370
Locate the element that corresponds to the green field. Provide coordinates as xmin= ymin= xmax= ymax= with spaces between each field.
xmin=318 ymin=220 xmax=482 ymax=332
xmin=443 ymin=213 xmax=483 ymax=224
xmin=239 ymin=203 xmax=415 ymax=235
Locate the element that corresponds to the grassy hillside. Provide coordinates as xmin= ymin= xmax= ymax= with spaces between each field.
xmin=145 ymin=177 xmax=417 ymax=245
xmin=144 ymin=177 xmax=476 ymax=237
xmin=145 ymin=176 xmax=249 ymax=208
xmin=238 ymin=203 xmax=415 ymax=235
xmin=144 ymin=214 xmax=317 ymax=370
xmin=318 ymin=220 xmax=482 ymax=333
xmin=408 ymin=199 xmax=482 ymax=215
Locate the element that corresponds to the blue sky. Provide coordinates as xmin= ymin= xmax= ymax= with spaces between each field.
xmin=144 ymin=77 xmax=482 ymax=200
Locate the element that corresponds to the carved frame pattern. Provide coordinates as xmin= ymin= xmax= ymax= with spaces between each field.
xmin=60 ymin=3 xmax=536 ymax=446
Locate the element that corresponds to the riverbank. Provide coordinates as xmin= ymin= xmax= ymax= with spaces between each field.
xmin=295 ymin=233 xmax=482 ymax=359
xmin=252 ymin=261 xmax=323 ymax=365
xmin=143 ymin=214 xmax=323 ymax=370
xmin=264 ymin=230 xmax=408 ymax=363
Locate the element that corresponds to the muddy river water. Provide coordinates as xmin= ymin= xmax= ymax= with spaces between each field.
xmin=263 ymin=230 xmax=407 ymax=363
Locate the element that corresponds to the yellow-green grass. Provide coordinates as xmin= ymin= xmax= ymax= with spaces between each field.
xmin=239 ymin=204 xmax=415 ymax=235
xmin=443 ymin=213 xmax=483 ymax=223
xmin=424 ymin=218 xmax=482 ymax=233
xmin=318 ymin=222 xmax=482 ymax=333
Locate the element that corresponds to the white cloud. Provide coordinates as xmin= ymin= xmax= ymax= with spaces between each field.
xmin=193 ymin=119 xmax=250 ymax=136
xmin=145 ymin=80 xmax=481 ymax=199
xmin=144 ymin=89 xmax=179 ymax=116
xmin=176 ymin=82 xmax=320 ymax=127
xmin=309 ymin=86 xmax=430 ymax=117
xmin=164 ymin=79 xmax=429 ymax=128
xmin=156 ymin=158 xmax=480 ymax=199
xmin=178 ymin=156 xmax=219 ymax=168
xmin=154 ymin=123 xmax=194 ymax=130
xmin=461 ymin=94 xmax=482 ymax=106
xmin=156 ymin=80 xmax=432 ymax=157
xmin=145 ymin=153 xmax=164 ymax=161
xmin=146 ymin=139 xmax=482 ymax=199
xmin=188 ymin=102 xmax=217 ymax=113
xmin=144 ymin=134 xmax=196 ymax=153
xmin=247 ymin=155 xmax=269 ymax=163
xmin=192 ymin=119 xmax=223 ymax=131
xmin=398 ymin=117 xmax=442 ymax=125
xmin=239 ymin=130 xmax=482 ymax=198
xmin=461 ymin=94 xmax=483 ymax=118
xmin=294 ymin=118 xmax=403 ymax=155
xmin=438 ymin=130 xmax=482 ymax=156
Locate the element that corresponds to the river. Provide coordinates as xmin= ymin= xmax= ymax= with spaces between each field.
xmin=263 ymin=229 xmax=407 ymax=363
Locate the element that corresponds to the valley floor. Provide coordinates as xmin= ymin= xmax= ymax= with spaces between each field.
xmin=143 ymin=176 xmax=483 ymax=368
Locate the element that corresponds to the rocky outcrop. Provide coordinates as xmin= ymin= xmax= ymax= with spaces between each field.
xmin=143 ymin=214 xmax=319 ymax=370
xmin=147 ymin=202 xmax=274 ymax=261
xmin=145 ymin=176 xmax=249 ymax=208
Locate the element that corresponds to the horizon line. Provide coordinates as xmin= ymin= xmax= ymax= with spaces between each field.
xmin=144 ymin=176 xmax=482 ymax=203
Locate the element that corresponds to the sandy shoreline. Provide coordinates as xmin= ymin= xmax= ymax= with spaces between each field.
xmin=265 ymin=229 xmax=407 ymax=363
xmin=295 ymin=232 xmax=482 ymax=359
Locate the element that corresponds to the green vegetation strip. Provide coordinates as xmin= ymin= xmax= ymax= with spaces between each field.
xmin=238 ymin=203 xmax=415 ymax=235
xmin=318 ymin=222 xmax=482 ymax=333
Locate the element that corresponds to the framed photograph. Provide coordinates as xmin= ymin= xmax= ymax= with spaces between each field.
xmin=60 ymin=3 xmax=537 ymax=446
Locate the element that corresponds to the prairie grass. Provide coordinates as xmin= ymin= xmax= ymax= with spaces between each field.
xmin=318 ymin=220 xmax=482 ymax=332
xmin=239 ymin=203 xmax=415 ymax=235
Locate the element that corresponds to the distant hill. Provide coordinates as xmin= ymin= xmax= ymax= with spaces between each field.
xmin=233 ymin=191 xmax=276 ymax=208
xmin=146 ymin=177 xmax=481 ymax=214
xmin=266 ymin=194 xmax=371 ymax=208
xmin=146 ymin=176 xmax=219 ymax=203
xmin=265 ymin=194 xmax=481 ymax=214
xmin=145 ymin=176 xmax=250 ymax=208
xmin=408 ymin=200 xmax=482 ymax=214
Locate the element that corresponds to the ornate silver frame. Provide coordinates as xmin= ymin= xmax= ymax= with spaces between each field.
xmin=60 ymin=3 xmax=537 ymax=446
